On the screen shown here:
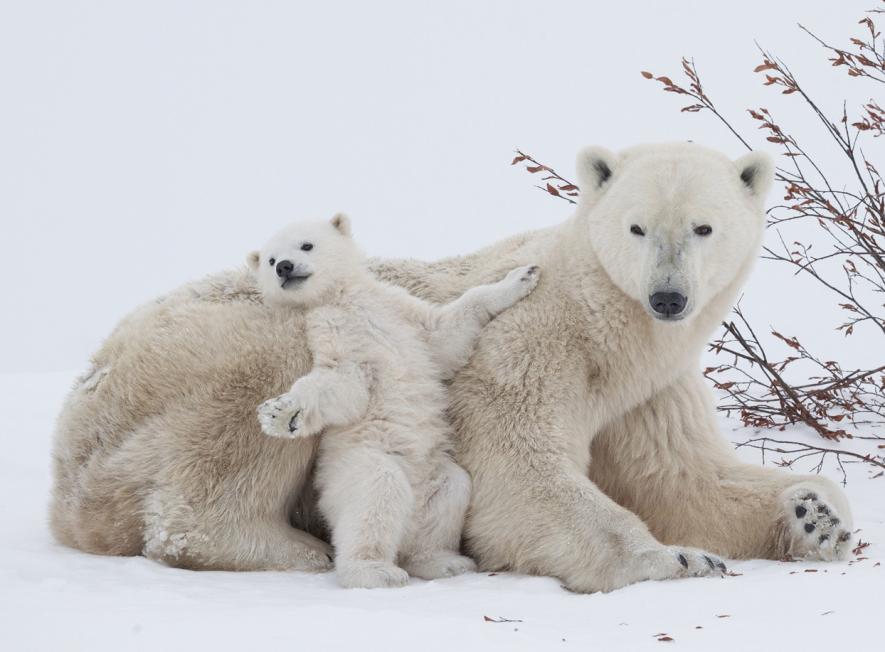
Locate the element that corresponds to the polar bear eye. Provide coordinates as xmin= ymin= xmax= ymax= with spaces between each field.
xmin=301 ymin=243 xmax=314 ymax=252
xmin=694 ymin=225 xmax=713 ymax=236
xmin=268 ymin=258 xmax=276 ymax=266
xmin=629 ymin=225 xmax=645 ymax=237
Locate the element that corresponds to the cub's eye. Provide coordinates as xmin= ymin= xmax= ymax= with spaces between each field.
xmin=268 ymin=258 xmax=276 ymax=266
xmin=629 ymin=225 xmax=645 ymax=236
xmin=694 ymin=225 xmax=713 ymax=236
xmin=301 ymin=243 xmax=314 ymax=252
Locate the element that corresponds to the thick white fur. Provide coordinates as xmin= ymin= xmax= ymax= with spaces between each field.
xmin=250 ymin=216 xmax=540 ymax=588
xmin=50 ymin=143 xmax=852 ymax=592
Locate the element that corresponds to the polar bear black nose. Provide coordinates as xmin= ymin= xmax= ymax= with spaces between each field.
xmin=649 ymin=292 xmax=687 ymax=317
xmin=276 ymin=260 xmax=294 ymax=278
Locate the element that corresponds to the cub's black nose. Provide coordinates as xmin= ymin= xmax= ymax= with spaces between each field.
xmin=275 ymin=260 xmax=294 ymax=278
xmin=649 ymin=291 xmax=687 ymax=317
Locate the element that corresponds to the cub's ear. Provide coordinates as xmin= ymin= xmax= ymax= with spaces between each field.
xmin=330 ymin=212 xmax=352 ymax=237
xmin=246 ymin=251 xmax=260 ymax=270
xmin=735 ymin=151 xmax=774 ymax=204
xmin=576 ymin=146 xmax=617 ymax=205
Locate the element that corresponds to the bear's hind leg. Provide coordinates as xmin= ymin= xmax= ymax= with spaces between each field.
xmin=400 ymin=455 xmax=476 ymax=580
xmin=774 ymin=482 xmax=853 ymax=561
xmin=142 ymin=487 xmax=333 ymax=571
xmin=590 ymin=372 xmax=854 ymax=561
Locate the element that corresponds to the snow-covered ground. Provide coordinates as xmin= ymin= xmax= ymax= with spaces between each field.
xmin=1 ymin=371 xmax=881 ymax=651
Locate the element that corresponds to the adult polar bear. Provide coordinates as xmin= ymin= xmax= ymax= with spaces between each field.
xmin=51 ymin=143 xmax=853 ymax=592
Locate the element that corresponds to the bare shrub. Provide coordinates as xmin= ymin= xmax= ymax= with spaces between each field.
xmin=515 ymin=1 xmax=885 ymax=481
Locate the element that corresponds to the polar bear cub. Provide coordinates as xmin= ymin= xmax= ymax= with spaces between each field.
xmin=248 ymin=214 xmax=540 ymax=588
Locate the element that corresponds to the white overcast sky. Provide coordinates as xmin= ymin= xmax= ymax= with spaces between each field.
xmin=0 ymin=0 xmax=873 ymax=372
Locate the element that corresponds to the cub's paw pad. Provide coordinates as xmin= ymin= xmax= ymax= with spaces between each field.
xmin=784 ymin=489 xmax=852 ymax=560
xmin=257 ymin=394 xmax=302 ymax=438
xmin=404 ymin=554 xmax=477 ymax=580
xmin=336 ymin=561 xmax=410 ymax=589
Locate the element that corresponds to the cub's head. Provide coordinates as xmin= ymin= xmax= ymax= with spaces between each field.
xmin=248 ymin=213 xmax=363 ymax=307
xmin=575 ymin=143 xmax=773 ymax=322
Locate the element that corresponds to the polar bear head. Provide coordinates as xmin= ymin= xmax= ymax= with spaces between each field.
xmin=575 ymin=143 xmax=773 ymax=322
xmin=248 ymin=214 xmax=364 ymax=307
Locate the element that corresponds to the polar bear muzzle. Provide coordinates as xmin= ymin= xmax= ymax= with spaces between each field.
xmin=276 ymin=260 xmax=313 ymax=288
xmin=648 ymin=291 xmax=687 ymax=320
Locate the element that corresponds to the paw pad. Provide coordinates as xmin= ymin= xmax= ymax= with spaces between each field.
xmin=785 ymin=487 xmax=851 ymax=560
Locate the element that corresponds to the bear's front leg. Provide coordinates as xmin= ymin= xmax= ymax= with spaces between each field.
xmin=588 ymin=371 xmax=855 ymax=562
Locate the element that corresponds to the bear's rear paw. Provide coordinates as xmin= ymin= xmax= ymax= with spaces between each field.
xmin=336 ymin=560 xmax=410 ymax=589
xmin=402 ymin=553 xmax=477 ymax=580
xmin=780 ymin=484 xmax=853 ymax=561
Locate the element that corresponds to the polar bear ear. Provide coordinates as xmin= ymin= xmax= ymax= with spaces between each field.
xmin=576 ymin=146 xmax=617 ymax=204
xmin=330 ymin=213 xmax=352 ymax=237
xmin=735 ymin=151 xmax=774 ymax=204
xmin=246 ymin=251 xmax=260 ymax=270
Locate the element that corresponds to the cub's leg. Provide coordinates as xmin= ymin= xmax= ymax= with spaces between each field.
xmin=400 ymin=454 xmax=476 ymax=580
xmin=428 ymin=264 xmax=540 ymax=378
xmin=316 ymin=435 xmax=414 ymax=588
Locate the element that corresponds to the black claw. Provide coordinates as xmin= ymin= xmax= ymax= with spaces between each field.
xmin=819 ymin=534 xmax=830 ymax=543
xmin=678 ymin=554 xmax=688 ymax=568
xmin=804 ymin=523 xmax=815 ymax=533
xmin=288 ymin=410 xmax=301 ymax=432
xmin=703 ymin=555 xmax=716 ymax=570
xmin=795 ymin=505 xmax=807 ymax=518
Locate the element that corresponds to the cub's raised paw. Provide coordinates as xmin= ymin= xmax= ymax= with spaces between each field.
xmin=505 ymin=264 xmax=541 ymax=297
xmin=257 ymin=393 xmax=304 ymax=438
xmin=781 ymin=485 xmax=853 ymax=561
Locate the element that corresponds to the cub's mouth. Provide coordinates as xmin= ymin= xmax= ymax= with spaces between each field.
xmin=281 ymin=274 xmax=312 ymax=289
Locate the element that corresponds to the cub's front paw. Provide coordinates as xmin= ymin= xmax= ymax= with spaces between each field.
xmin=257 ymin=392 xmax=307 ymax=438
xmin=780 ymin=484 xmax=853 ymax=561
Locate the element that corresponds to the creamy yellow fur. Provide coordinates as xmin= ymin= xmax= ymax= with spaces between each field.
xmin=50 ymin=143 xmax=853 ymax=592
